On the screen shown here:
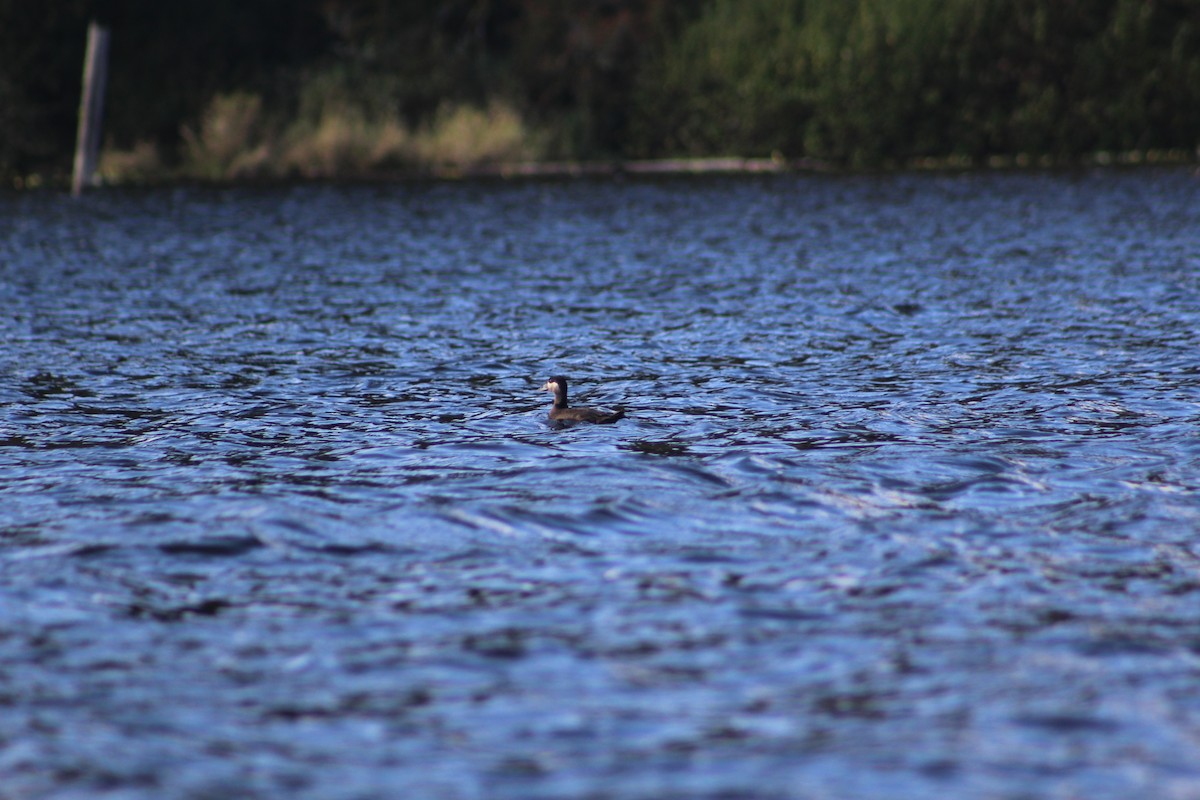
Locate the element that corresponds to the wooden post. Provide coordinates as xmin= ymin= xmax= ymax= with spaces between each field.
xmin=71 ymin=22 xmax=110 ymax=196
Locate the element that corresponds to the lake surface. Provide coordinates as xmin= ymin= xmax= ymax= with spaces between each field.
xmin=2 ymin=170 xmax=1199 ymax=799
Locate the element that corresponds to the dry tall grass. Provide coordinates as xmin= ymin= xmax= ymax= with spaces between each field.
xmin=98 ymin=89 xmax=546 ymax=183
xmin=278 ymin=100 xmax=541 ymax=177
xmin=411 ymin=103 xmax=542 ymax=171
xmin=180 ymin=92 xmax=273 ymax=179
xmin=278 ymin=110 xmax=411 ymax=177
xmin=98 ymin=140 xmax=162 ymax=182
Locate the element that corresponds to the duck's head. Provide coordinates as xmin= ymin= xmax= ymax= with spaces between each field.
xmin=540 ymin=376 xmax=568 ymax=406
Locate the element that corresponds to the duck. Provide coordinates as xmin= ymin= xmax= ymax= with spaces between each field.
xmin=540 ymin=376 xmax=626 ymax=424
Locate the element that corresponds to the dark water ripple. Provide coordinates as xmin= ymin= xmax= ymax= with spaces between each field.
xmin=2 ymin=171 xmax=1200 ymax=798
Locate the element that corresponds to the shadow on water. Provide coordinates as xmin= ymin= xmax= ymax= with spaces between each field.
xmin=1 ymin=172 xmax=1200 ymax=798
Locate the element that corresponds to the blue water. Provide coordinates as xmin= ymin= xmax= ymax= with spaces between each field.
xmin=2 ymin=170 xmax=1200 ymax=799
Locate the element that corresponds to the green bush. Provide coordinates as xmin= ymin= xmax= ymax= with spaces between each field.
xmin=631 ymin=0 xmax=1200 ymax=166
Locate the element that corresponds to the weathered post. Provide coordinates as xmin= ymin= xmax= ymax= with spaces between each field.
xmin=71 ymin=22 xmax=110 ymax=196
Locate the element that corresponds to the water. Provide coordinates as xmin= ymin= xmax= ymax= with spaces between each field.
xmin=2 ymin=171 xmax=1199 ymax=799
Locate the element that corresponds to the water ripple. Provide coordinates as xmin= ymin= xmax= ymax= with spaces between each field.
xmin=2 ymin=172 xmax=1200 ymax=798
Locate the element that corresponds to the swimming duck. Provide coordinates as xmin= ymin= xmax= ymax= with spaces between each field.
xmin=540 ymin=376 xmax=625 ymax=424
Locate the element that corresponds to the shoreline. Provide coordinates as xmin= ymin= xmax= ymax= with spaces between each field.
xmin=11 ymin=150 xmax=1199 ymax=192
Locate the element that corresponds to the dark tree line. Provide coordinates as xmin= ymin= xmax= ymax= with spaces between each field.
xmin=2 ymin=0 xmax=1198 ymax=181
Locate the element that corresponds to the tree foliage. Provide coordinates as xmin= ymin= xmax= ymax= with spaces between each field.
xmin=1 ymin=0 xmax=1197 ymax=180
xmin=632 ymin=0 xmax=1200 ymax=165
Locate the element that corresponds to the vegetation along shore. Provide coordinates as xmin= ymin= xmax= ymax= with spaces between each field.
xmin=3 ymin=0 xmax=1198 ymax=188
